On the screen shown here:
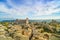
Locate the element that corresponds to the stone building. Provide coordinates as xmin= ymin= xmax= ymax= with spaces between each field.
xmin=14 ymin=18 xmax=29 ymax=25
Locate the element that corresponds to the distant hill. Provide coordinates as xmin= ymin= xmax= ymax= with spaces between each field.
xmin=30 ymin=19 xmax=60 ymax=23
xmin=0 ymin=19 xmax=60 ymax=23
xmin=0 ymin=20 xmax=15 ymax=22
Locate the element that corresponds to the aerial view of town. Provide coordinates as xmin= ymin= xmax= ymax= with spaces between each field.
xmin=0 ymin=0 xmax=60 ymax=40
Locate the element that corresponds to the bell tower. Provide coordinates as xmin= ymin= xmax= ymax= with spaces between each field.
xmin=26 ymin=18 xmax=29 ymax=24
xmin=26 ymin=18 xmax=29 ymax=25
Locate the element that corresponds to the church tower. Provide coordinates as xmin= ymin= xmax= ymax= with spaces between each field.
xmin=26 ymin=18 xmax=29 ymax=25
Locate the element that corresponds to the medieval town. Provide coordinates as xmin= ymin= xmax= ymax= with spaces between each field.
xmin=0 ymin=18 xmax=60 ymax=40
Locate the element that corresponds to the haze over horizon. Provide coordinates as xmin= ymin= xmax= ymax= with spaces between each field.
xmin=0 ymin=0 xmax=60 ymax=20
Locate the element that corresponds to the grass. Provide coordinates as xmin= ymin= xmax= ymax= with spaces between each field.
xmin=49 ymin=36 xmax=60 ymax=40
xmin=0 ymin=37 xmax=14 ymax=40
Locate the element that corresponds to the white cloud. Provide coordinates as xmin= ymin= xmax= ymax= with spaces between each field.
xmin=30 ymin=16 xmax=60 ymax=20
xmin=7 ymin=0 xmax=60 ymax=15
xmin=32 ymin=0 xmax=60 ymax=16
xmin=0 ymin=0 xmax=60 ymax=19
xmin=0 ymin=3 xmax=32 ymax=16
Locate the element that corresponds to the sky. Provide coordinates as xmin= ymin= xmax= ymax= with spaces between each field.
xmin=0 ymin=0 xmax=60 ymax=20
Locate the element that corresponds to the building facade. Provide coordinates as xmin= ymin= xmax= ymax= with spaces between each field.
xmin=14 ymin=18 xmax=29 ymax=25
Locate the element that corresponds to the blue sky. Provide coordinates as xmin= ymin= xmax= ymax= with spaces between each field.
xmin=0 ymin=0 xmax=60 ymax=20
